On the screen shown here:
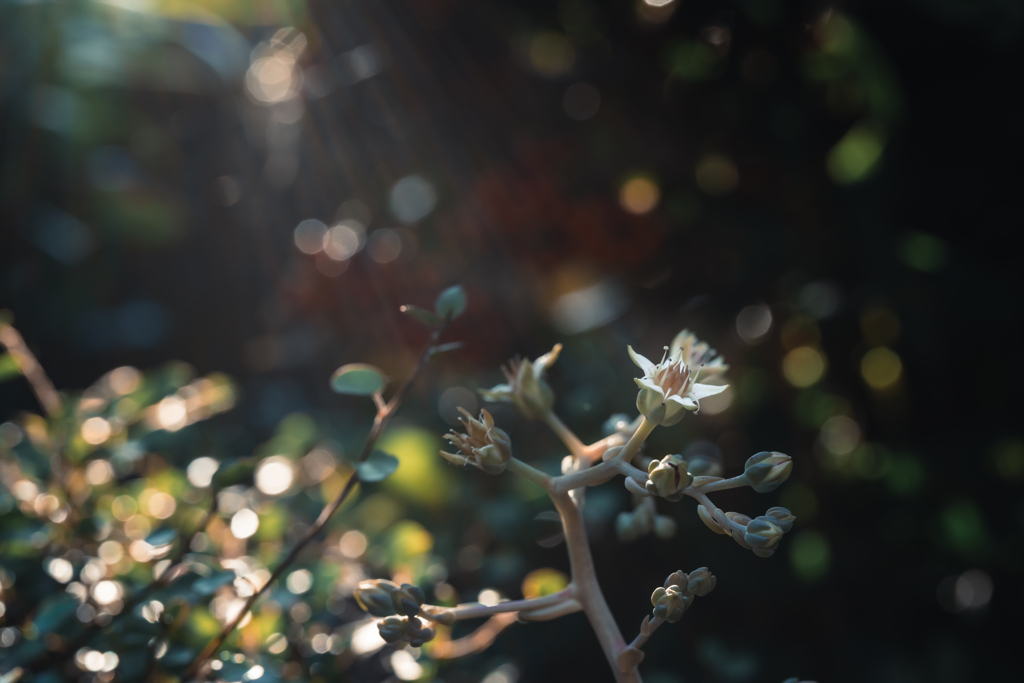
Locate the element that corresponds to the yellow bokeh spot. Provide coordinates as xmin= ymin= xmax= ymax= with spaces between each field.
xmin=782 ymin=346 xmax=827 ymax=387
xmin=860 ymin=347 xmax=902 ymax=390
xmin=388 ymin=521 xmax=433 ymax=566
xmin=619 ymin=177 xmax=660 ymax=214
xmin=378 ymin=427 xmax=453 ymax=508
xmin=521 ymin=568 xmax=569 ymax=599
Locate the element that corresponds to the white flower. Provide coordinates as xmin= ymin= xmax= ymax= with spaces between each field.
xmin=628 ymin=336 xmax=728 ymax=426
xmin=479 ymin=344 xmax=562 ymax=419
xmin=669 ymin=329 xmax=728 ymax=382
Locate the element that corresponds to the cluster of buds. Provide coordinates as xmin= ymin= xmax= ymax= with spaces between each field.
xmin=698 ymin=506 xmax=796 ymax=558
xmin=743 ymin=451 xmax=793 ymax=493
xmin=353 ymin=579 xmax=426 ymax=617
xmin=479 ymin=344 xmax=561 ymax=419
xmin=440 ymin=408 xmax=512 ymax=474
xmin=650 ymin=568 xmax=716 ymax=623
xmin=377 ymin=615 xmax=436 ymax=647
xmin=354 ymin=579 xmax=439 ymax=646
xmin=616 ymin=499 xmax=676 ymax=542
xmin=645 ymin=454 xmax=693 ymax=501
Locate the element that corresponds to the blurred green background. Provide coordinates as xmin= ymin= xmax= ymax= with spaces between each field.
xmin=1 ymin=0 xmax=1022 ymax=682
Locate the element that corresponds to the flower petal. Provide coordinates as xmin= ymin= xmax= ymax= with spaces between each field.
xmin=635 ymin=377 xmax=665 ymax=398
xmin=533 ymin=343 xmax=563 ymax=375
xmin=478 ymin=385 xmax=514 ymax=403
xmin=627 ymin=346 xmax=656 ymax=376
xmin=667 ymin=394 xmax=698 ymax=411
xmin=689 ymin=382 xmax=728 ymax=400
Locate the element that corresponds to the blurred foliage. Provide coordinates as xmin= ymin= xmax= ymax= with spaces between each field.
xmin=1 ymin=0 xmax=1022 ymax=682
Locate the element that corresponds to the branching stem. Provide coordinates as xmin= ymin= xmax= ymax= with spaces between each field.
xmin=184 ymin=319 xmax=449 ymax=678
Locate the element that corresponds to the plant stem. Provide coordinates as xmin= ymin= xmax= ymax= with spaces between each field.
xmin=542 ymin=410 xmax=587 ymax=459
xmin=551 ymin=492 xmax=641 ymax=683
xmin=430 ymin=588 xmax=575 ymax=621
xmin=185 ymin=320 xmax=448 ymax=678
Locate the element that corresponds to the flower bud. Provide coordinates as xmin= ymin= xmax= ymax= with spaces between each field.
xmin=391 ymin=583 xmax=426 ymax=617
xmin=697 ymin=505 xmax=729 ymax=535
xmin=743 ymin=516 xmax=784 ymax=549
xmin=725 ymin=511 xmax=751 ymax=527
xmin=654 ymin=515 xmax=677 ymax=539
xmin=664 ymin=570 xmax=688 ymax=589
xmin=645 ymin=454 xmax=693 ymax=501
xmin=377 ymin=616 xmax=405 ymax=643
xmin=354 ymin=579 xmax=399 ymax=617
xmin=651 ymin=586 xmax=691 ymax=623
xmin=442 ymin=408 xmax=512 ymax=474
xmin=765 ymin=506 xmax=796 ymax=533
xmin=479 ymin=345 xmax=561 ymax=419
xmin=686 ymin=567 xmax=716 ymax=597
xmin=743 ymin=451 xmax=793 ymax=493
xmin=731 ymin=529 xmax=752 ymax=550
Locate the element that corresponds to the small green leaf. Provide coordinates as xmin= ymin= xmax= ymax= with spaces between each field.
xmin=435 ymin=285 xmax=467 ymax=320
xmin=356 ymin=450 xmax=400 ymax=482
xmin=0 ymin=353 xmax=20 ymax=382
xmin=430 ymin=341 xmax=464 ymax=357
xmin=33 ymin=596 xmax=79 ymax=633
xmin=146 ymin=526 xmax=178 ymax=547
xmin=193 ymin=571 xmax=235 ymax=596
xmin=331 ymin=363 xmax=386 ymax=396
xmin=400 ymin=305 xmax=442 ymax=327
xmin=212 ymin=458 xmax=255 ymax=489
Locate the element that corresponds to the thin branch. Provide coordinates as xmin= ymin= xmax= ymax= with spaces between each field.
xmin=628 ymin=615 xmax=665 ymax=651
xmin=541 ymin=410 xmax=587 ymax=460
xmin=694 ymin=474 xmax=750 ymax=493
xmin=0 ymin=320 xmax=62 ymax=417
xmin=185 ymin=320 xmax=449 ymax=678
xmin=506 ymin=457 xmax=553 ymax=491
xmin=22 ymin=491 xmax=219 ymax=674
xmin=429 ymin=613 xmax=518 ymax=660
xmin=425 ymin=589 xmax=574 ymax=622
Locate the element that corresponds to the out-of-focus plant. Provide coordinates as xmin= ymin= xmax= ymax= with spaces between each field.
xmin=353 ymin=325 xmax=800 ymax=682
xmin=0 ymin=287 xmax=463 ymax=682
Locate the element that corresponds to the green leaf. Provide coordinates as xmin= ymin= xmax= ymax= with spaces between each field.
xmin=0 ymin=353 xmax=20 ymax=382
xmin=356 ymin=450 xmax=400 ymax=483
xmin=193 ymin=571 xmax=236 ymax=596
xmin=212 ymin=458 xmax=255 ymax=489
xmin=146 ymin=526 xmax=178 ymax=547
xmin=429 ymin=341 xmax=464 ymax=357
xmin=33 ymin=595 xmax=79 ymax=634
xmin=400 ymin=304 xmax=442 ymax=327
xmin=331 ymin=363 xmax=386 ymax=396
xmin=435 ymin=285 xmax=467 ymax=320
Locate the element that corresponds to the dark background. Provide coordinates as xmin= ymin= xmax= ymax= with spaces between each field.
xmin=2 ymin=0 xmax=1022 ymax=681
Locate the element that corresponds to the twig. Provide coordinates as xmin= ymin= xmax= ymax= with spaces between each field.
xmin=22 ymin=491 xmax=219 ymax=674
xmin=429 ymin=613 xmax=518 ymax=659
xmin=184 ymin=320 xmax=449 ymax=678
xmin=541 ymin=411 xmax=587 ymax=460
xmin=0 ymin=320 xmax=62 ymax=417
xmin=424 ymin=589 xmax=575 ymax=622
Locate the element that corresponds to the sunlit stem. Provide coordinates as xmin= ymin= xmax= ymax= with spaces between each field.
xmin=542 ymin=410 xmax=588 ymax=460
xmin=695 ymin=474 xmax=749 ymax=493
xmin=610 ymin=417 xmax=656 ymax=465
xmin=629 ymin=616 xmax=665 ymax=651
xmin=552 ymin=491 xmax=640 ymax=683
xmin=429 ymin=588 xmax=575 ymax=622
xmin=506 ymin=457 xmax=554 ymax=491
